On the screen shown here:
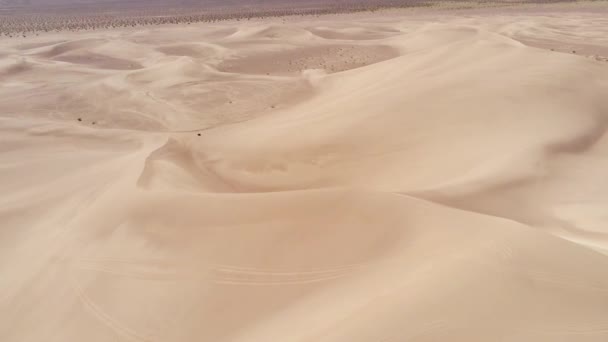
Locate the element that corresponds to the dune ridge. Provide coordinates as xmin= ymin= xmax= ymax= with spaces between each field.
xmin=1 ymin=5 xmax=608 ymax=342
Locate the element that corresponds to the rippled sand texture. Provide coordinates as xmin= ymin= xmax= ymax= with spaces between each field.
xmin=2 ymin=4 xmax=608 ymax=342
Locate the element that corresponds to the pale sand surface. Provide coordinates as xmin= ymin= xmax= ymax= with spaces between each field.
xmin=2 ymin=3 xmax=608 ymax=341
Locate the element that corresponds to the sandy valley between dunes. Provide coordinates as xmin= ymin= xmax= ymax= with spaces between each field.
xmin=2 ymin=2 xmax=608 ymax=341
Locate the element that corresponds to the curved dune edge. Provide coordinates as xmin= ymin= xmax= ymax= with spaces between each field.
xmin=1 ymin=6 xmax=608 ymax=342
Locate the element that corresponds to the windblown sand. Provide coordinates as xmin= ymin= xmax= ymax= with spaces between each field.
xmin=2 ymin=4 xmax=608 ymax=342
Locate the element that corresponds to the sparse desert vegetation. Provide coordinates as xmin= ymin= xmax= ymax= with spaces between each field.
xmin=0 ymin=0 xmax=584 ymax=37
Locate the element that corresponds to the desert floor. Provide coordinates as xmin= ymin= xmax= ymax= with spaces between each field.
xmin=2 ymin=2 xmax=608 ymax=341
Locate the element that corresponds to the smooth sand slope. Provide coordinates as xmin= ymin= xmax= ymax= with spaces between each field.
xmin=1 ymin=4 xmax=608 ymax=342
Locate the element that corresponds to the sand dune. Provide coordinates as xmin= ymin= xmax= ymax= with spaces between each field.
xmin=157 ymin=43 xmax=221 ymax=58
xmin=2 ymin=4 xmax=608 ymax=342
xmin=37 ymin=38 xmax=108 ymax=58
xmin=308 ymin=26 xmax=401 ymax=40
xmin=218 ymin=44 xmax=400 ymax=75
xmin=54 ymin=52 xmax=143 ymax=70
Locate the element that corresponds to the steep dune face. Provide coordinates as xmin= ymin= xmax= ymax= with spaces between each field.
xmin=2 ymin=7 xmax=608 ymax=342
